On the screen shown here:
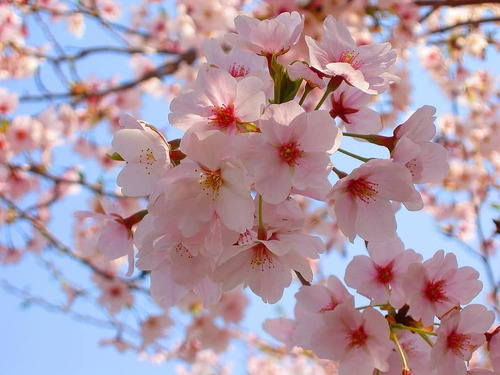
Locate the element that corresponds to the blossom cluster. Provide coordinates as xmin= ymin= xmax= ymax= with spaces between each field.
xmin=93 ymin=10 xmax=500 ymax=374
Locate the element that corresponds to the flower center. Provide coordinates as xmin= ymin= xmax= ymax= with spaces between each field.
xmin=347 ymin=326 xmax=368 ymax=348
xmin=278 ymin=142 xmax=304 ymax=166
xmin=329 ymin=92 xmax=359 ymax=123
xmin=346 ymin=178 xmax=379 ymax=203
xmin=424 ymin=279 xmax=447 ymax=302
xmin=319 ymin=297 xmax=340 ymax=313
xmin=375 ymin=262 xmax=395 ymax=284
xmin=139 ymin=147 xmax=156 ymax=175
xmin=175 ymin=243 xmax=193 ymax=258
xmin=210 ymin=104 xmax=236 ymax=128
xmin=199 ymin=168 xmax=223 ymax=198
xmin=339 ymin=50 xmax=364 ymax=70
xmin=447 ymin=331 xmax=470 ymax=357
xmin=109 ymin=286 xmax=123 ymax=298
xmin=250 ymin=243 xmax=275 ymax=270
xmin=228 ymin=63 xmax=249 ymax=78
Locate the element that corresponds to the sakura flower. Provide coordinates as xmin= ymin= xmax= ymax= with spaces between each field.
xmin=305 ymin=16 xmax=398 ymax=94
xmin=215 ymin=229 xmax=324 ymax=303
xmin=292 ymin=275 xmax=354 ymax=349
xmin=430 ymin=304 xmax=495 ymax=375
xmin=236 ymin=101 xmax=341 ymax=203
xmin=75 ymin=199 xmax=145 ymax=276
xmin=327 ymin=81 xmax=382 ymax=134
xmin=140 ymin=314 xmax=172 ymax=350
xmin=381 ymin=329 xmax=436 ymax=375
xmin=155 ymin=130 xmax=254 ymax=237
xmin=135 ymin=228 xmax=223 ymax=308
xmin=310 ymin=303 xmax=393 ymax=374
xmin=392 ymin=105 xmax=449 ymax=184
xmin=214 ymin=199 xmax=325 ymax=303
xmin=6 ymin=115 xmax=42 ymax=154
xmin=168 ymin=68 xmax=265 ymax=136
xmin=403 ymin=250 xmax=483 ymax=326
xmin=111 ymin=114 xmax=171 ymax=197
xmin=93 ymin=274 xmax=134 ymax=314
xmin=225 ymin=11 xmax=304 ymax=56
xmin=203 ymin=38 xmax=267 ymax=79
xmin=0 ymin=87 xmax=18 ymax=115
xmin=329 ymin=159 xmax=423 ymax=242
xmin=344 ymin=236 xmax=422 ymax=308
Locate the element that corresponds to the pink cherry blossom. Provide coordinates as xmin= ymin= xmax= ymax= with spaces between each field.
xmin=392 ymin=105 xmax=449 ymax=184
xmin=111 ymin=114 xmax=171 ymax=197
xmin=75 ymin=198 xmax=143 ymax=276
xmin=93 ymin=274 xmax=135 ymax=314
xmin=214 ymin=199 xmax=325 ymax=303
xmin=225 ymin=11 xmax=304 ymax=56
xmin=310 ymin=303 xmax=393 ymax=374
xmin=0 ymin=87 xmax=18 ymax=115
xmin=305 ymin=16 xmax=397 ymax=94
xmin=155 ymin=130 xmax=254 ymax=236
xmin=139 ymin=314 xmax=172 ymax=350
xmin=330 ymin=159 xmax=423 ymax=242
xmin=6 ymin=115 xmax=42 ymax=155
xmin=403 ymin=250 xmax=483 ymax=326
xmin=203 ymin=38 xmax=267 ymax=79
xmin=344 ymin=236 xmax=422 ymax=308
xmin=327 ymin=81 xmax=383 ymax=134
xmin=236 ymin=101 xmax=341 ymax=203
xmin=292 ymin=275 xmax=354 ymax=349
xmin=168 ymin=67 xmax=266 ymax=136
xmin=430 ymin=304 xmax=495 ymax=375
xmin=381 ymin=329 xmax=436 ymax=375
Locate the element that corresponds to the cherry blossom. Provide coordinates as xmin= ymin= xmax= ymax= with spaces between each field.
xmin=0 ymin=87 xmax=18 ymax=115
xmin=214 ymin=198 xmax=325 ymax=303
xmin=168 ymin=67 xmax=266 ymax=136
xmin=344 ymin=236 xmax=422 ymax=308
xmin=154 ymin=130 xmax=254 ymax=236
xmin=111 ymin=114 xmax=171 ymax=197
xmin=236 ymin=101 xmax=341 ymax=203
xmin=430 ymin=304 xmax=495 ymax=375
xmin=327 ymin=81 xmax=383 ymax=134
xmin=93 ymin=274 xmax=135 ymax=314
xmin=225 ymin=11 xmax=304 ymax=56
xmin=403 ymin=250 xmax=483 ymax=326
xmin=392 ymin=105 xmax=449 ymax=184
xmin=330 ymin=159 xmax=423 ymax=242
xmin=305 ymin=16 xmax=398 ymax=94
xmin=309 ymin=303 xmax=393 ymax=374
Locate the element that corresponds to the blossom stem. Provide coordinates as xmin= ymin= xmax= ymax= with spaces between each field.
xmin=298 ymin=85 xmax=313 ymax=106
xmin=343 ymin=132 xmax=396 ymax=150
xmin=331 ymin=166 xmax=347 ymax=179
xmin=391 ymin=322 xmax=436 ymax=348
xmin=337 ymin=148 xmax=371 ymax=162
xmin=390 ymin=329 xmax=410 ymax=373
xmin=314 ymin=88 xmax=332 ymax=110
xmin=257 ymin=194 xmax=266 ymax=240
xmin=294 ymin=270 xmax=311 ymax=286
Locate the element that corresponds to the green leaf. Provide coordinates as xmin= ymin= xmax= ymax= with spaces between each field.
xmin=107 ymin=152 xmax=125 ymax=161
xmin=270 ymin=55 xmax=303 ymax=104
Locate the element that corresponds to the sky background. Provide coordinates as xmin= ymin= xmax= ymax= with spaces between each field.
xmin=1 ymin=4 xmax=499 ymax=375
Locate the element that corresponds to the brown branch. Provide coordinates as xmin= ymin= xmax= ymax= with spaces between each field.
xmin=5 ymin=163 xmax=121 ymax=198
xmin=19 ymin=48 xmax=197 ymax=103
xmin=415 ymin=0 xmax=500 ymax=6
xmin=425 ymin=16 xmax=500 ymax=35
